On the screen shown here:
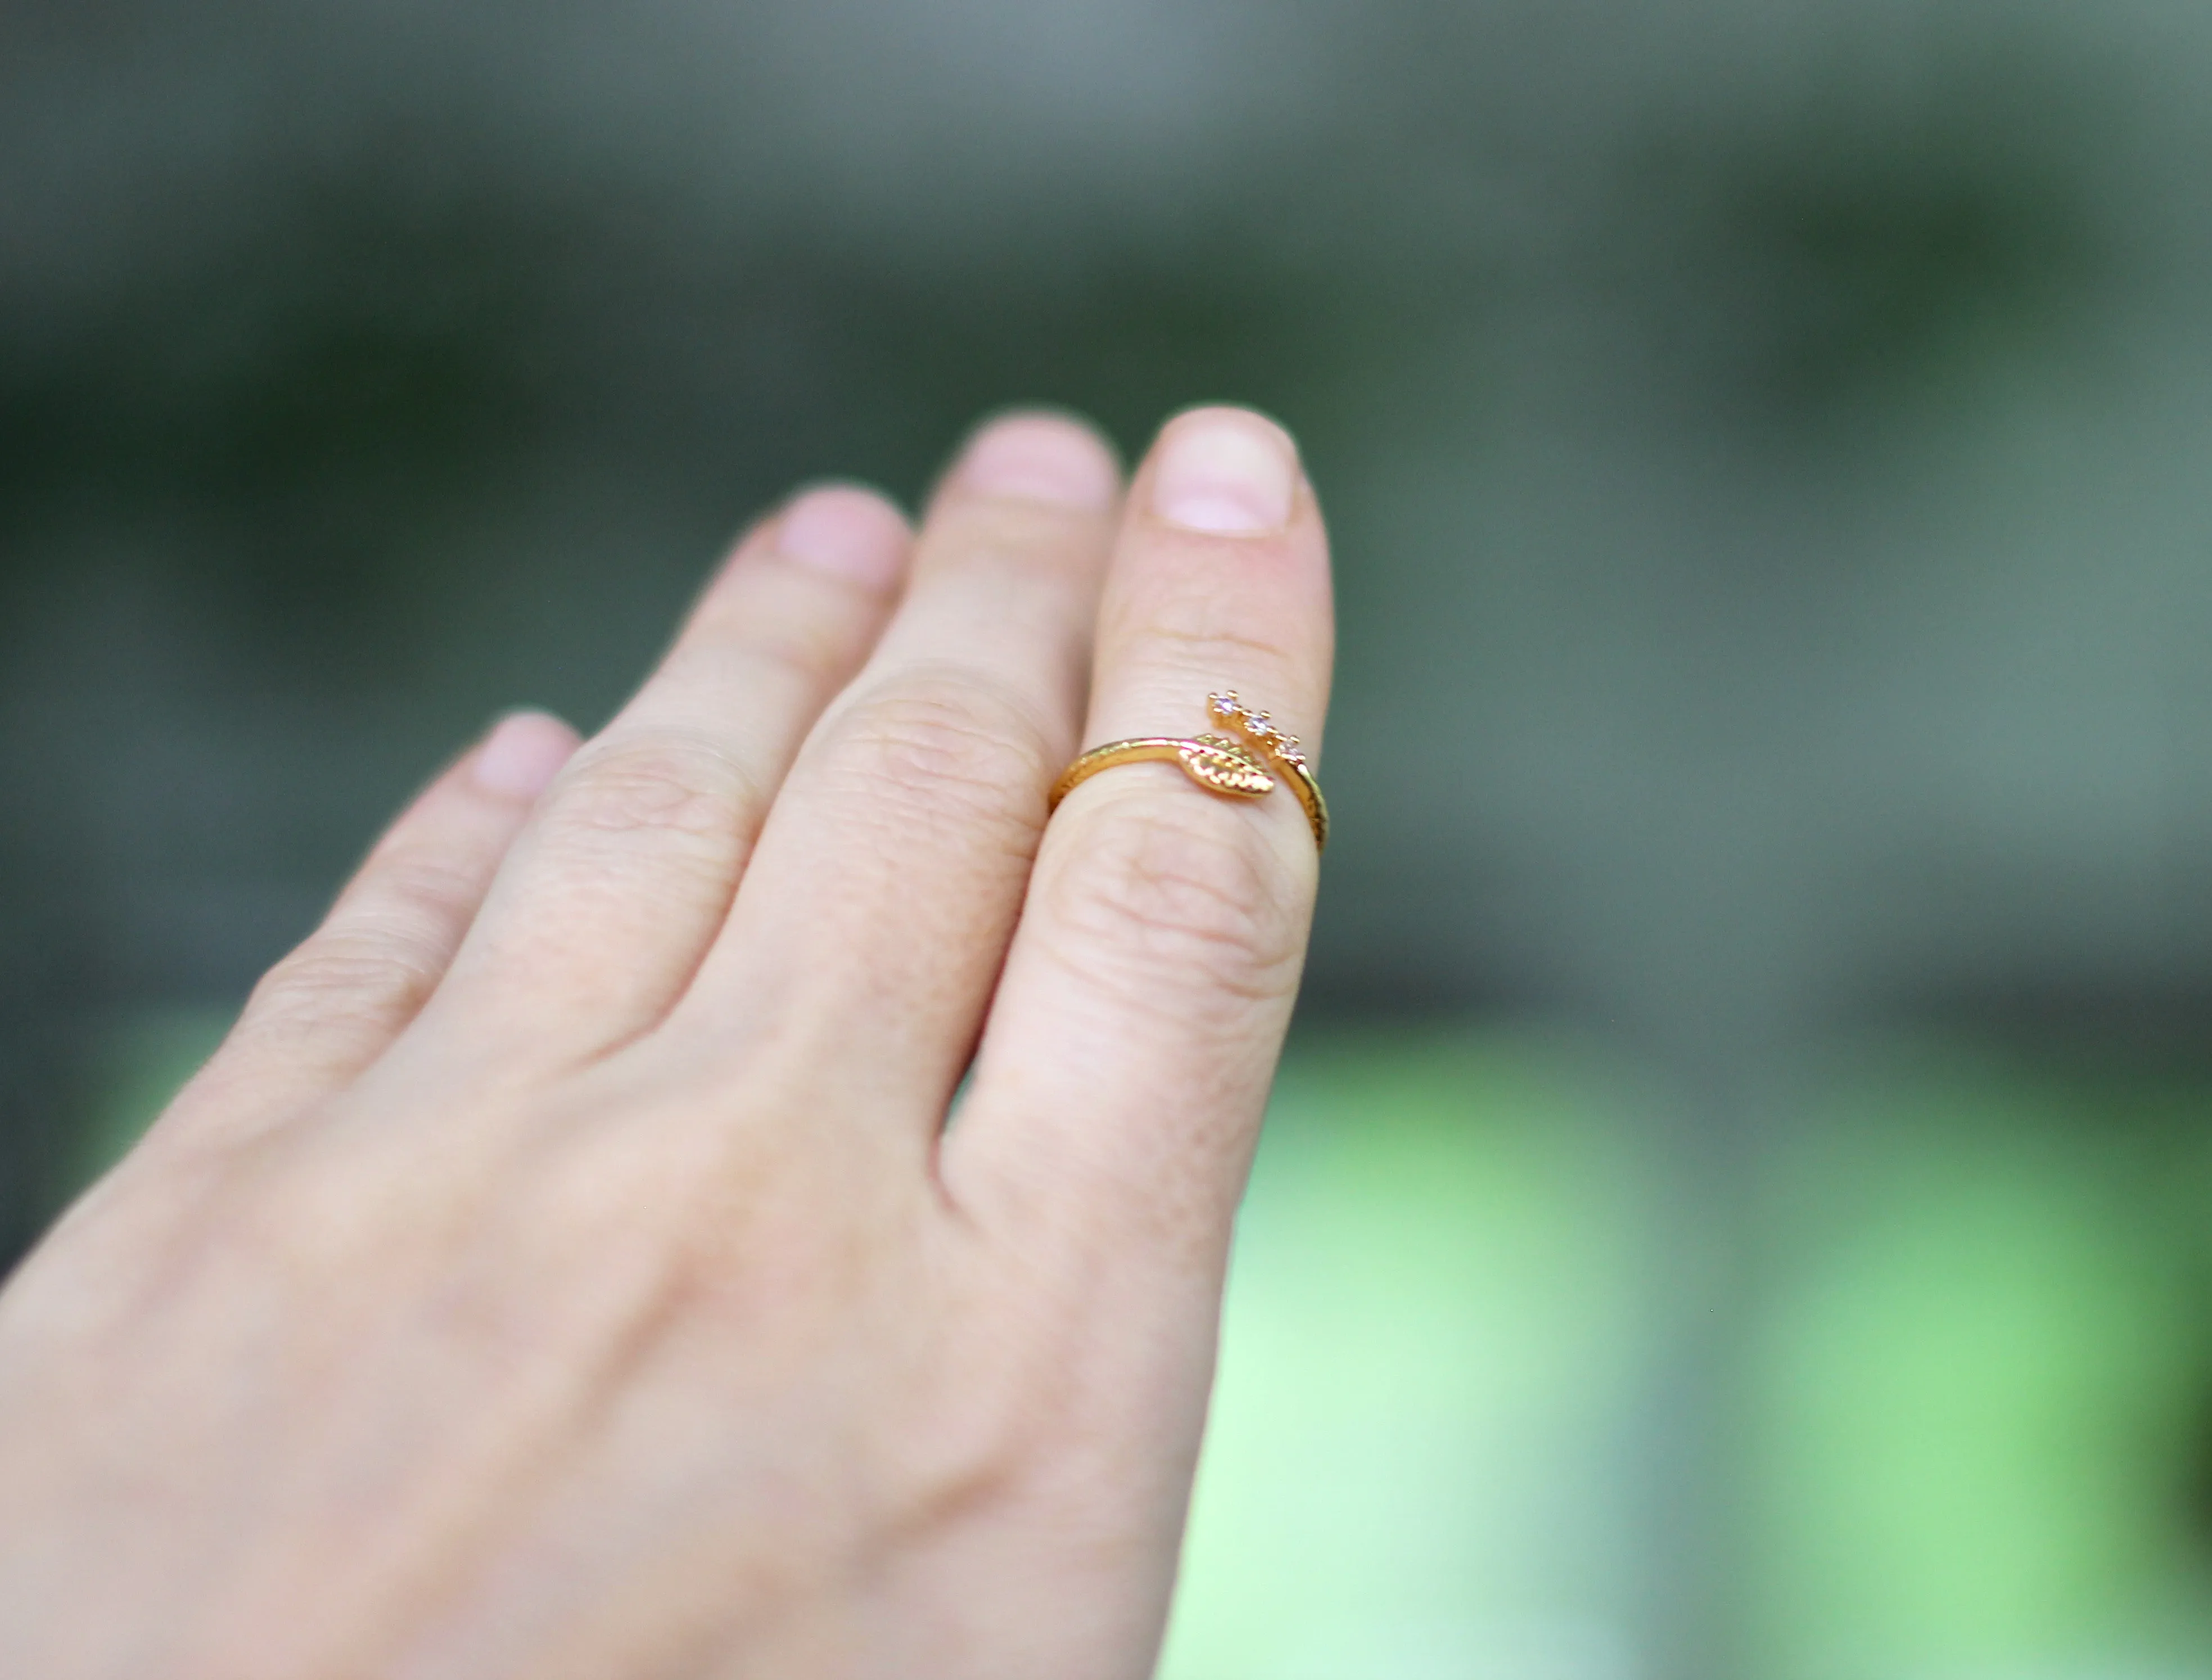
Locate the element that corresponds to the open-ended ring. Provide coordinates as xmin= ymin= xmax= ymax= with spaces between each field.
xmin=1047 ymin=693 xmax=1329 ymax=852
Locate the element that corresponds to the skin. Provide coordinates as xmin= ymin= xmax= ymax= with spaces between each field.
xmin=0 ymin=405 xmax=1332 ymax=1680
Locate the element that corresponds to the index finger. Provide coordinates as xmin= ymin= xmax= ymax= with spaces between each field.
xmin=944 ymin=406 xmax=1333 ymax=1267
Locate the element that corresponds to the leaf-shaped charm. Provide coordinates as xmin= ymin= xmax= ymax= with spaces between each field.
xmin=1177 ymin=735 xmax=1274 ymax=798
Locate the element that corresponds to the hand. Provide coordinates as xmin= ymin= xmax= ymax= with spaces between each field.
xmin=0 ymin=407 xmax=1333 ymax=1679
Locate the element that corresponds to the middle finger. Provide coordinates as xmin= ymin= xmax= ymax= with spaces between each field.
xmin=667 ymin=413 xmax=1121 ymax=1136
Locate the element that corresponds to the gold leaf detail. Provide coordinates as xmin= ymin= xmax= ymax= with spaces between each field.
xmin=1177 ymin=737 xmax=1274 ymax=797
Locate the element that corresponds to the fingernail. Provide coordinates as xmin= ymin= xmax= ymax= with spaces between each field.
xmin=950 ymin=414 xmax=1119 ymax=510
xmin=1150 ymin=410 xmax=1298 ymax=535
xmin=774 ymin=485 xmax=910 ymax=586
xmin=473 ymin=710 xmax=576 ymax=798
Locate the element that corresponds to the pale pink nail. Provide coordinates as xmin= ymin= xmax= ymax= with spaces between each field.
xmin=473 ymin=710 xmax=576 ymax=798
xmin=950 ymin=414 xmax=1119 ymax=510
xmin=774 ymin=485 xmax=910 ymax=586
xmin=1150 ymin=410 xmax=1298 ymax=535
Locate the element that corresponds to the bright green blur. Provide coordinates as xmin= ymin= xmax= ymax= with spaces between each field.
xmin=1159 ymin=1033 xmax=2212 ymax=1680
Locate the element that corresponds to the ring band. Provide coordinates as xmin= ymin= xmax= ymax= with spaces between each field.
xmin=1048 ymin=694 xmax=1329 ymax=852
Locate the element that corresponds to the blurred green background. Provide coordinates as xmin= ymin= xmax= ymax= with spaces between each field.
xmin=9 ymin=1 xmax=2212 ymax=1676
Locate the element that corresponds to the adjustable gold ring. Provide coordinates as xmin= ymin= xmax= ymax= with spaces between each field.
xmin=1048 ymin=693 xmax=1329 ymax=852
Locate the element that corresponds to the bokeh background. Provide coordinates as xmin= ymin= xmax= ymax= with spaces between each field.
xmin=8 ymin=1 xmax=2212 ymax=1676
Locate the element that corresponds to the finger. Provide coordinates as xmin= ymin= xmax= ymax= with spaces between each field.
xmin=410 ymin=486 xmax=911 ymax=1068
xmin=946 ymin=406 xmax=1333 ymax=1263
xmin=145 ymin=710 xmax=580 ymax=1155
xmin=667 ymin=413 xmax=1122 ymax=1138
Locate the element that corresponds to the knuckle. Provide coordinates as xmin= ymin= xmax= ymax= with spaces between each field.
xmin=234 ymin=831 xmax=495 ymax=1046
xmin=828 ymin=672 xmax=1055 ymax=832
xmin=549 ymin=732 xmax=760 ymax=846
xmin=362 ymin=840 xmax=485 ymax=924
xmin=243 ymin=931 xmax=439 ymax=1039
xmin=1140 ymin=618 xmax=1298 ymax=674
xmin=1046 ymin=793 xmax=1309 ymax=1011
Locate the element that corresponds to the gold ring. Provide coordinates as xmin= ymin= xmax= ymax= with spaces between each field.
xmin=1048 ymin=693 xmax=1328 ymax=852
